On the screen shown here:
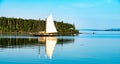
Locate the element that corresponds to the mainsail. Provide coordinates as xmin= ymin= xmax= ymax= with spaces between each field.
xmin=46 ymin=14 xmax=57 ymax=33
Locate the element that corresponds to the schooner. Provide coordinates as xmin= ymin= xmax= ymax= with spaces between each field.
xmin=34 ymin=14 xmax=57 ymax=36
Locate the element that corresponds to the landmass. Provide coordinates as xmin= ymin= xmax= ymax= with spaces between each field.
xmin=0 ymin=17 xmax=79 ymax=34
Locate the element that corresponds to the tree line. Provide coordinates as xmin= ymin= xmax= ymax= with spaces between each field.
xmin=0 ymin=17 xmax=79 ymax=34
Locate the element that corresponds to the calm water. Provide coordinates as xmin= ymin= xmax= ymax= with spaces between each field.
xmin=0 ymin=31 xmax=120 ymax=64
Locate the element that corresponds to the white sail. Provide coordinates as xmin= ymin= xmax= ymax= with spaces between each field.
xmin=46 ymin=37 xmax=57 ymax=59
xmin=46 ymin=14 xmax=57 ymax=33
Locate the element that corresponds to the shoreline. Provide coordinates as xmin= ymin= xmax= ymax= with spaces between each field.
xmin=0 ymin=32 xmax=35 ymax=35
xmin=0 ymin=32 xmax=80 ymax=35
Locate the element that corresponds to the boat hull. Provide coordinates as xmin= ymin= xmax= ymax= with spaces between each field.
xmin=33 ymin=33 xmax=77 ymax=37
xmin=33 ymin=34 xmax=57 ymax=37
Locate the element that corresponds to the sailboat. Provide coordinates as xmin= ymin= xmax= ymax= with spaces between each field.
xmin=34 ymin=14 xmax=57 ymax=36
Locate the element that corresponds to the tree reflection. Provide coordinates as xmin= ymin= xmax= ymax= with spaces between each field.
xmin=0 ymin=37 xmax=74 ymax=59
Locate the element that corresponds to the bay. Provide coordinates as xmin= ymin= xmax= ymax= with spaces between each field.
xmin=0 ymin=31 xmax=120 ymax=64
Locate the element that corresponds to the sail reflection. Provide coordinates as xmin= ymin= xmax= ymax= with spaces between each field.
xmin=46 ymin=37 xmax=57 ymax=59
xmin=38 ymin=37 xmax=57 ymax=59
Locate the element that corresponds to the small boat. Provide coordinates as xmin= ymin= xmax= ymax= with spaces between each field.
xmin=33 ymin=14 xmax=58 ymax=36
xmin=33 ymin=14 xmax=78 ymax=36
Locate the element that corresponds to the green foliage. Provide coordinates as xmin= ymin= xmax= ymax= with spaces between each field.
xmin=0 ymin=17 xmax=79 ymax=33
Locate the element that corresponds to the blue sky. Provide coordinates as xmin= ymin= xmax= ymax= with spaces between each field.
xmin=0 ymin=0 xmax=120 ymax=29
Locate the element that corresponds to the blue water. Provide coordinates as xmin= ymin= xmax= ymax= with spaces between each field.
xmin=0 ymin=31 xmax=120 ymax=64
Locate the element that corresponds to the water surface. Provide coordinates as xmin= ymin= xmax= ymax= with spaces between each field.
xmin=0 ymin=32 xmax=120 ymax=64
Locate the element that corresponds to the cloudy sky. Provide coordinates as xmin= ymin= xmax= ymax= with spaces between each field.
xmin=0 ymin=0 xmax=120 ymax=29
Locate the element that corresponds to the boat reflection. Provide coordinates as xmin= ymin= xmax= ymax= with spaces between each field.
xmin=0 ymin=36 xmax=74 ymax=59
xmin=38 ymin=37 xmax=57 ymax=59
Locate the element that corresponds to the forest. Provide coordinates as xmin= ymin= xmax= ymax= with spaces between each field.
xmin=0 ymin=17 xmax=79 ymax=34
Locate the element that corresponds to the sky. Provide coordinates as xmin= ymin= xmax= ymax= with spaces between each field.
xmin=0 ymin=0 xmax=120 ymax=29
